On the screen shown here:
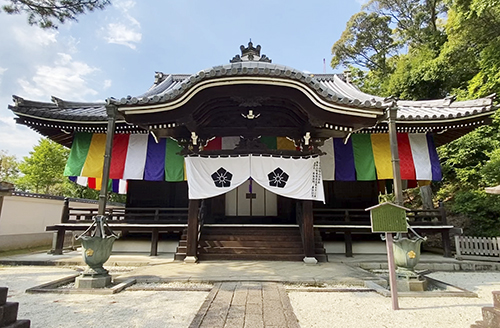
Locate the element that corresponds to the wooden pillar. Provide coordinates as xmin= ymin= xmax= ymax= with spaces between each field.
xmin=185 ymin=199 xmax=200 ymax=263
xmin=150 ymin=229 xmax=159 ymax=256
xmin=439 ymin=201 xmax=452 ymax=257
xmin=97 ymin=104 xmax=118 ymax=216
xmin=388 ymin=105 xmax=403 ymax=205
xmin=344 ymin=210 xmax=353 ymax=257
xmin=302 ymin=200 xmax=316 ymax=263
xmin=61 ymin=198 xmax=70 ymax=223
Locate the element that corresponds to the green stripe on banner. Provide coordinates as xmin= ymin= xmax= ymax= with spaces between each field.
xmin=260 ymin=136 xmax=277 ymax=150
xmin=165 ymin=138 xmax=185 ymax=182
xmin=352 ymin=134 xmax=377 ymax=180
xmin=64 ymin=132 xmax=93 ymax=176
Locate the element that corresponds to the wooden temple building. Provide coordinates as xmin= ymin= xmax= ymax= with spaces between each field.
xmin=8 ymin=42 xmax=497 ymax=263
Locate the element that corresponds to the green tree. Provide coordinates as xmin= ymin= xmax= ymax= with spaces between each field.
xmin=1 ymin=0 xmax=110 ymax=29
xmin=0 ymin=150 xmax=19 ymax=183
xmin=17 ymin=138 xmax=69 ymax=194
xmin=331 ymin=11 xmax=398 ymax=75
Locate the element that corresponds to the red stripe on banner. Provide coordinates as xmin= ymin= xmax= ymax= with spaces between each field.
xmin=397 ymin=133 xmax=416 ymax=180
xmin=88 ymin=177 xmax=97 ymax=189
xmin=109 ymin=134 xmax=130 ymax=179
xmin=204 ymin=137 xmax=222 ymax=150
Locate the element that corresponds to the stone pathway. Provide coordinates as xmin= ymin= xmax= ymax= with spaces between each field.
xmin=189 ymin=282 xmax=300 ymax=328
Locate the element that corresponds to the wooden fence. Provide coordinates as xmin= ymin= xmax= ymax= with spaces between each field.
xmin=455 ymin=236 xmax=500 ymax=261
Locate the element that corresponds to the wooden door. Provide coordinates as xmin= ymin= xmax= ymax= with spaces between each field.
xmin=225 ymin=179 xmax=277 ymax=216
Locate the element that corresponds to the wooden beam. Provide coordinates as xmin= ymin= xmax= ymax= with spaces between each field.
xmin=186 ymin=199 xmax=200 ymax=260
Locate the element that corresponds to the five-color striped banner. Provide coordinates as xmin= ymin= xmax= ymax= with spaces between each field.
xmin=64 ymin=132 xmax=441 ymax=194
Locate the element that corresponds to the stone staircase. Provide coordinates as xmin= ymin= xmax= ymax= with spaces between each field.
xmin=0 ymin=287 xmax=30 ymax=328
xmin=471 ymin=291 xmax=500 ymax=327
xmin=175 ymin=226 xmax=327 ymax=262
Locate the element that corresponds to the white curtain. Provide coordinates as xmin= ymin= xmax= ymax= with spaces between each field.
xmin=185 ymin=154 xmax=325 ymax=202
xmin=184 ymin=155 xmax=250 ymax=199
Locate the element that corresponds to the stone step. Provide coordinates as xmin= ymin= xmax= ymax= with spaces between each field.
xmin=481 ymin=307 xmax=500 ymax=327
xmin=0 ymin=302 xmax=19 ymax=327
xmin=493 ymin=291 xmax=500 ymax=308
xmin=3 ymin=319 xmax=31 ymax=328
xmin=0 ymin=288 xmax=7 ymax=306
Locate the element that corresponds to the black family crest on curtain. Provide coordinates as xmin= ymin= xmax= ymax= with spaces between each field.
xmin=268 ymin=167 xmax=289 ymax=188
xmin=211 ymin=167 xmax=233 ymax=187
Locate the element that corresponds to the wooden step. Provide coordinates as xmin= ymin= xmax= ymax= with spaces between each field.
xmin=198 ymin=253 xmax=307 ymax=261
xmin=174 ymin=225 xmax=328 ymax=262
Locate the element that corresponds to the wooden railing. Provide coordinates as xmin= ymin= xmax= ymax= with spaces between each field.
xmin=313 ymin=201 xmax=447 ymax=227
xmin=61 ymin=200 xmax=188 ymax=224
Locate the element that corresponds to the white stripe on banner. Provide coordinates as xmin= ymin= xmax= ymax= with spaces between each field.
xmin=408 ymin=134 xmax=432 ymax=180
xmin=185 ymin=155 xmax=251 ymax=199
xmin=251 ymin=155 xmax=325 ymax=202
xmin=319 ymin=138 xmax=335 ymax=181
xmin=76 ymin=176 xmax=88 ymax=187
xmin=122 ymin=134 xmax=148 ymax=180
xmin=118 ymin=179 xmax=128 ymax=194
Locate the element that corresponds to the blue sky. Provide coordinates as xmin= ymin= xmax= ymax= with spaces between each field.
xmin=0 ymin=0 xmax=364 ymax=159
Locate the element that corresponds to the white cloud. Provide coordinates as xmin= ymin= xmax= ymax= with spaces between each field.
xmin=103 ymin=79 xmax=112 ymax=89
xmin=17 ymin=53 xmax=98 ymax=101
xmin=0 ymin=111 xmax=40 ymax=158
xmin=12 ymin=27 xmax=58 ymax=47
xmin=0 ymin=67 xmax=7 ymax=84
xmin=103 ymin=0 xmax=142 ymax=49
xmin=104 ymin=23 xmax=142 ymax=49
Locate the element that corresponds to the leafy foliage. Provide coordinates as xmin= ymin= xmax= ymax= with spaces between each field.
xmin=332 ymin=12 xmax=398 ymax=75
xmin=333 ymin=0 xmax=500 ymax=235
xmin=0 ymin=150 xmax=19 ymax=183
xmin=1 ymin=0 xmax=110 ymax=29
xmin=16 ymin=138 xmax=69 ymax=194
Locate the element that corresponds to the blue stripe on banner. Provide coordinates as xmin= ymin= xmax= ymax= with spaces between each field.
xmin=144 ymin=135 xmax=167 ymax=181
xmin=69 ymin=176 xmax=77 ymax=182
xmin=334 ymin=138 xmax=356 ymax=181
xmin=112 ymin=179 xmax=120 ymax=193
xmin=427 ymin=134 xmax=442 ymax=181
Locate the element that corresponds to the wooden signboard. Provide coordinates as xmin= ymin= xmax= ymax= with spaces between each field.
xmin=367 ymin=202 xmax=408 ymax=233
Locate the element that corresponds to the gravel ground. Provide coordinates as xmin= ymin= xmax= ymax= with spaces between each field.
xmin=288 ymin=271 xmax=500 ymax=328
xmin=0 ymin=266 xmax=208 ymax=328
xmin=1 ymin=265 xmax=499 ymax=328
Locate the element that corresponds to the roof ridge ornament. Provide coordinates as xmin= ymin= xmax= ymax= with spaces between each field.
xmin=230 ymin=41 xmax=272 ymax=63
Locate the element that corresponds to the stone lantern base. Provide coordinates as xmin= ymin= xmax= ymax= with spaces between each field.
xmin=75 ymin=274 xmax=112 ymax=289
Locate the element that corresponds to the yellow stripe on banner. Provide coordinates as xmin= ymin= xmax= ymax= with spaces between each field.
xmin=371 ymin=134 xmax=393 ymax=179
xmin=81 ymin=134 xmax=107 ymax=178
xmin=94 ymin=177 xmax=102 ymax=191
xmin=277 ymin=137 xmax=296 ymax=150
xmin=184 ymin=162 xmax=187 ymax=181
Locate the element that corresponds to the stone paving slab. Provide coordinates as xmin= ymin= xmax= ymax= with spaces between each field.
xmin=190 ymin=282 xmax=300 ymax=328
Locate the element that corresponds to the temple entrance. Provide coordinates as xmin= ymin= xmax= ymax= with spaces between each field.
xmin=225 ymin=179 xmax=277 ymax=217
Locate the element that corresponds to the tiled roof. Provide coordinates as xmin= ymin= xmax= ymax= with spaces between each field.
xmin=109 ymin=62 xmax=388 ymax=111
xmin=10 ymin=95 xmax=107 ymax=122
xmin=9 ymin=65 xmax=496 ymax=125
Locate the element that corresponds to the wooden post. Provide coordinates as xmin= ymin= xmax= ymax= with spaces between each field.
xmin=388 ymin=105 xmax=403 ymax=205
xmin=185 ymin=199 xmax=200 ymax=263
xmin=386 ymin=232 xmax=399 ymax=310
xmin=61 ymin=198 xmax=70 ymax=223
xmin=344 ymin=210 xmax=353 ymax=257
xmin=302 ymin=200 xmax=317 ymax=264
xmin=150 ymin=229 xmax=159 ymax=256
xmin=97 ymin=104 xmax=118 ymax=216
xmin=438 ymin=201 xmax=452 ymax=257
